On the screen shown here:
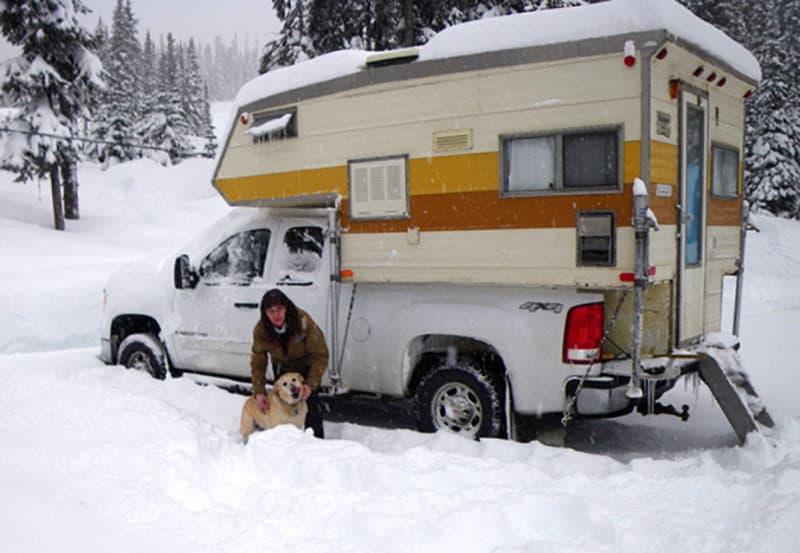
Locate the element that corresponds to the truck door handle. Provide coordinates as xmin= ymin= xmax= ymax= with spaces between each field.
xmin=234 ymin=302 xmax=259 ymax=309
xmin=276 ymin=276 xmax=313 ymax=287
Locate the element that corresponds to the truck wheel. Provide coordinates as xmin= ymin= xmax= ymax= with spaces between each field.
xmin=118 ymin=333 xmax=168 ymax=380
xmin=415 ymin=363 xmax=505 ymax=439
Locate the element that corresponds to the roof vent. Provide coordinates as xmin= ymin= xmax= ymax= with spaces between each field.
xmin=365 ymin=47 xmax=420 ymax=68
xmin=433 ymin=129 xmax=473 ymax=153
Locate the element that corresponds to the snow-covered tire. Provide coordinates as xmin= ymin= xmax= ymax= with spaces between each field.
xmin=415 ymin=362 xmax=505 ymax=439
xmin=118 ymin=333 xmax=168 ymax=380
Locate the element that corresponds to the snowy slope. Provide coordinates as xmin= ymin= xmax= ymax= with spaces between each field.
xmin=0 ymin=102 xmax=799 ymax=552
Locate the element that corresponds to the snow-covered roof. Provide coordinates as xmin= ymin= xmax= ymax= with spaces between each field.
xmin=235 ymin=0 xmax=760 ymax=110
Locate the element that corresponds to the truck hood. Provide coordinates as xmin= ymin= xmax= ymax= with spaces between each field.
xmin=102 ymin=253 xmax=175 ymax=328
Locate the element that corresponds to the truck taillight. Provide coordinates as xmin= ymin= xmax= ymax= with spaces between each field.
xmin=563 ymin=302 xmax=604 ymax=364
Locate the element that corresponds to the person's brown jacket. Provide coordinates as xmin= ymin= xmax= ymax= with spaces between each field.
xmin=250 ymin=308 xmax=329 ymax=396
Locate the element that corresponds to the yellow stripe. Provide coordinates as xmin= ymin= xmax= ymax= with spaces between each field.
xmin=216 ymin=165 xmax=348 ymax=204
xmin=216 ymin=141 xmax=649 ymax=204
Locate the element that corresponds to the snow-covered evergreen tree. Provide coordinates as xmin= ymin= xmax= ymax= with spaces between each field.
xmin=0 ymin=0 xmax=103 ymax=229
xmin=94 ymin=0 xmax=141 ymax=166
xmin=260 ymin=0 xmax=315 ymax=72
xmin=150 ymin=32 xmax=191 ymax=164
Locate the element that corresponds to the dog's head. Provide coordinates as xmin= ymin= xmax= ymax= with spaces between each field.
xmin=274 ymin=372 xmax=306 ymax=404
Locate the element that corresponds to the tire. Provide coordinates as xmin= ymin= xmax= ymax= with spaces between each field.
xmin=415 ymin=362 xmax=505 ymax=439
xmin=118 ymin=333 xmax=168 ymax=380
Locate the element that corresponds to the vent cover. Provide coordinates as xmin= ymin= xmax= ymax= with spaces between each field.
xmin=433 ymin=129 xmax=473 ymax=153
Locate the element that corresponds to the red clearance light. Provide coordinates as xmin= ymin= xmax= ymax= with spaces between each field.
xmin=340 ymin=268 xmax=354 ymax=279
xmin=563 ymin=302 xmax=604 ymax=364
xmin=744 ymin=90 xmax=753 ymax=99
xmin=693 ymin=66 xmax=704 ymax=77
xmin=706 ymin=71 xmax=717 ymax=83
xmin=239 ymin=112 xmax=250 ymax=125
xmin=656 ymin=48 xmax=668 ymax=60
xmin=619 ymin=266 xmax=656 ymax=282
xmin=717 ymin=77 xmax=727 ymax=87
xmin=623 ymin=40 xmax=636 ymax=67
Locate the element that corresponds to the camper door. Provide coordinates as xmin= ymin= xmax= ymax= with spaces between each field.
xmin=677 ymin=90 xmax=709 ymax=343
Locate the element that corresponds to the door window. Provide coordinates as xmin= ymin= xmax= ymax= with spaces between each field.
xmin=685 ymin=104 xmax=704 ymax=266
xmin=281 ymin=226 xmax=324 ymax=276
xmin=199 ymin=229 xmax=271 ymax=285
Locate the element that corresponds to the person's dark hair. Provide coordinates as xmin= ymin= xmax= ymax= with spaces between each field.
xmin=260 ymin=288 xmax=300 ymax=338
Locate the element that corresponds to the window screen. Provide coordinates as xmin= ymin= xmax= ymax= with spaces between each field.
xmin=564 ymin=131 xmax=618 ymax=189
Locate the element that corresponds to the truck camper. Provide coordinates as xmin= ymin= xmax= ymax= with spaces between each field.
xmin=102 ymin=0 xmax=772 ymax=442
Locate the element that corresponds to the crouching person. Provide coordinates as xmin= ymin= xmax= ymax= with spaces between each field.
xmin=250 ymin=288 xmax=329 ymax=438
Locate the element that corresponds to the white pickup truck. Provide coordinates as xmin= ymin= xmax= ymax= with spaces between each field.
xmin=101 ymin=206 xmax=677 ymax=440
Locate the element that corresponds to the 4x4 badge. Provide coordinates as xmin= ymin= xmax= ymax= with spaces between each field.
xmin=519 ymin=301 xmax=563 ymax=314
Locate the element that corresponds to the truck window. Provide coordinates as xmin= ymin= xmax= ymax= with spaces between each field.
xmin=199 ymin=229 xmax=271 ymax=284
xmin=283 ymin=226 xmax=324 ymax=273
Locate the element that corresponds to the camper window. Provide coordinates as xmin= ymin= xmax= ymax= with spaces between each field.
xmin=711 ymin=144 xmax=739 ymax=199
xmin=199 ymin=229 xmax=271 ymax=284
xmin=501 ymin=127 xmax=621 ymax=195
xmin=577 ymin=211 xmax=615 ymax=266
xmin=246 ymin=108 xmax=297 ymax=143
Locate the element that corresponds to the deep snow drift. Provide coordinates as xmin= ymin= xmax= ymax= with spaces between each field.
xmin=0 ymin=103 xmax=799 ymax=552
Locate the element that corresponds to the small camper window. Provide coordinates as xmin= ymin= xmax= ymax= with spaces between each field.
xmin=501 ymin=127 xmax=621 ymax=195
xmin=348 ymin=156 xmax=409 ymax=220
xmin=711 ymin=144 xmax=739 ymax=198
xmin=577 ymin=211 xmax=615 ymax=266
xmin=246 ymin=108 xmax=297 ymax=143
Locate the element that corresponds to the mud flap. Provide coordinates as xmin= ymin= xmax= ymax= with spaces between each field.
xmin=695 ymin=342 xmax=774 ymax=444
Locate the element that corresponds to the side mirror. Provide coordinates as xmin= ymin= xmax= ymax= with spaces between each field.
xmin=174 ymin=254 xmax=199 ymax=289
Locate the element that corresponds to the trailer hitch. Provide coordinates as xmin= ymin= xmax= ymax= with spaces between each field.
xmin=638 ymin=401 xmax=690 ymax=421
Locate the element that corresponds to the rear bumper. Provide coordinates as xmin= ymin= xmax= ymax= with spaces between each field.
xmin=564 ymin=375 xmax=633 ymax=416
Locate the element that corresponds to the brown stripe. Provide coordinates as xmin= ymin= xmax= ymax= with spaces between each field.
xmin=707 ymin=196 xmax=742 ymax=226
xmin=342 ymin=188 xmax=635 ymax=232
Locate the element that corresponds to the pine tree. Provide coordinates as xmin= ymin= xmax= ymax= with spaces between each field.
xmin=94 ymin=0 xmax=142 ymax=165
xmin=260 ymin=0 xmax=315 ymax=72
xmin=745 ymin=0 xmax=800 ymax=217
xmin=180 ymin=39 xmax=205 ymax=136
xmin=0 ymin=0 xmax=103 ymax=229
xmin=152 ymin=32 xmax=191 ymax=163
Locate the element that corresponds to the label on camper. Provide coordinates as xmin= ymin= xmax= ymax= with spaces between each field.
xmin=655 ymin=183 xmax=673 ymax=198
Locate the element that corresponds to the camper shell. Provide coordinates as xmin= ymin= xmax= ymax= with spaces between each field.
xmin=214 ymin=0 xmax=759 ymax=357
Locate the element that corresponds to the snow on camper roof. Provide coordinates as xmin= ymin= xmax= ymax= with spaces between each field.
xmin=234 ymin=0 xmax=760 ymax=111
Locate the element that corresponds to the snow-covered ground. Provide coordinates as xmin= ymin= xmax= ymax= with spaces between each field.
xmin=1 ymin=102 xmax=798 ymax=552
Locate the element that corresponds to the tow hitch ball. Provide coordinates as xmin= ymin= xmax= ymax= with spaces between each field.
xmin=639 ymin=402 xmax=690 ymax=421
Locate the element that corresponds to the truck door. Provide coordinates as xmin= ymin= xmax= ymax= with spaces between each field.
xmin=172 ymin=226 xmax=274 ymax=377
xmin=678 ymin=90 xmax=709 ymax=343
xmin=262 ymin=221 xmax=330 ymax=343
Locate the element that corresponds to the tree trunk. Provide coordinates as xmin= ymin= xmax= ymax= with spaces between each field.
xmin=403 ymin=0 xmax=414 ymax=47
xmin=62 ymin=159 xmax=80 ymax=220
xmin=50 ymin=165 xmax=65 ymax=231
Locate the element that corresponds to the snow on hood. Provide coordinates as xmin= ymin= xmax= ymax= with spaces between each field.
xmin=234 ymin=0 xmax=759 ymax=113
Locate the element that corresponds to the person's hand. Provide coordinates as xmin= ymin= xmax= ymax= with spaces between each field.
xmin=255 ymin=394 xmax=269 ymax=413
xmin=300 ymin=385 xmax=312 ymax=402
